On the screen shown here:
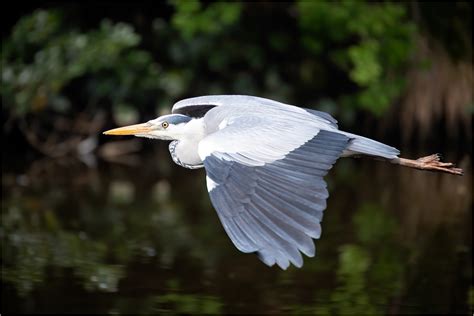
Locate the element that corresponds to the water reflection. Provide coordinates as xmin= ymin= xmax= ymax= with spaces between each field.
xmin=1 ymin=146 xmax=472 ymax=314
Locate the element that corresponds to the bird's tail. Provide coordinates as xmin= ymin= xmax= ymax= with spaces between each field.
xmin=336 ymin=131 xmax=462 ymax=175
xmin=340 ymin=132 xmax=400 ymax=160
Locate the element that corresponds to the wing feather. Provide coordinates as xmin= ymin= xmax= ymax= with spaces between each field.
xmin=201 ymin=124 xmax=349 ymax=269
xmin=170 ymin=95 xmax=398 ymax=268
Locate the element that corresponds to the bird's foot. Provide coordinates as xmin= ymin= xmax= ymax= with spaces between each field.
xmin=395 ymin=154 xmax=463 ymax=176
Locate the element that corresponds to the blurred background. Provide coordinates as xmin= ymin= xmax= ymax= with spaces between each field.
xmin=1 ymin=1 xmax=472 ymax=314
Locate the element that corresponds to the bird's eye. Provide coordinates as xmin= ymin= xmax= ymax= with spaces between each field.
xmin=162 ymin=122 xmax=169 ymax=129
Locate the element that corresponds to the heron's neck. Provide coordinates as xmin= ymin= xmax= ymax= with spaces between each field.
xmin=172 ymin=118 xmax=205 ymax=141
xmin=169 ymin=118 xmax=206 ymax=168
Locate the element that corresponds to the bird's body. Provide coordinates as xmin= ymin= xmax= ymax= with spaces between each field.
xmin=169 ymin=95 xmax=398 ymax=168
xmin=104 ymin=95 xmax=462 ymax=269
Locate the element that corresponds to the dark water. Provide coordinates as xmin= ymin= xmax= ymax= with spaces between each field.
xmin=2 ymin=144 xmax=472 ymax=314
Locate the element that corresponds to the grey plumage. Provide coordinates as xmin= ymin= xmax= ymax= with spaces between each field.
xmin=204 ymin=131 xmax=349 ymax=269
xmin=342 ymin=132 xmax=400 ymax=159
xmin=171 ymin=95 xmax=400 ymax=268
xmin=304 ymin=108 xmax=339 ymax=128
xmin=106 ymin=95 xmax=402 ymax=269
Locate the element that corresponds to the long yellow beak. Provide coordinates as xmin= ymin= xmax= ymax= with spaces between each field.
xmin=103 ymin=123 xmax=154 ymax=136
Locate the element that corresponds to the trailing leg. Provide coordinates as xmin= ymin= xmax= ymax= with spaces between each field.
xmin=390 ymin=154 xmax=463 ymax=175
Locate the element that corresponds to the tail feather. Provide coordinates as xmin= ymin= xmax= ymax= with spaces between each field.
xmin=341 ymin=132 xmax=400 ymax=159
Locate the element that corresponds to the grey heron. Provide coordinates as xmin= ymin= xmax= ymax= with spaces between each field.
xmin=104 ymin=95 xmax=462 ymax=269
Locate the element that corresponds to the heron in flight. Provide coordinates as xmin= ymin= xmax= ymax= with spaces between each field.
xmin=104 ymin=95 xmax=462 ymax=269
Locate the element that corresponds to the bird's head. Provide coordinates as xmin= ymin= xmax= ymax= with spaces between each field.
xmin=103 ymin=114 xmax=193 ymax=140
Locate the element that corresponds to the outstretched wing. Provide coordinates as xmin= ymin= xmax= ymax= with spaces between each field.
xmin=199 ymin=117 xmax=350 ymax=269
xmin=304 ymin=108 xmax=338 ymax=128
xmin=172 ymin=95 xmax=340 ymax=128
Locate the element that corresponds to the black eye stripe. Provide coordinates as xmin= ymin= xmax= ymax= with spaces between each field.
xmin=173 ymin=104 xmax=216 ymax=118
xmin=169 ymin=115 xmax=192 ymax=125
xmin=151 ymin=114 xmax=192 ymax=127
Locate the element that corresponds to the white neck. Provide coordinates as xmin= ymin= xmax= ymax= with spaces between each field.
xmin=170 ymin=118 xmax=206 ymax=167
xmin=172 ymin=118 xmax=206 ymax=141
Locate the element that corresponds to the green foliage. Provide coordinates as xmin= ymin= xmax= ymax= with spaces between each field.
xmin=2 ymin=10 xmax=160 ymax=117
xmin=298 ymin=1 xmax=415 ymax=115
xmin=2 ymin=2 xmax=417 ymax=127
xmin=171 ymin=0 xmax=242 ymax=39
